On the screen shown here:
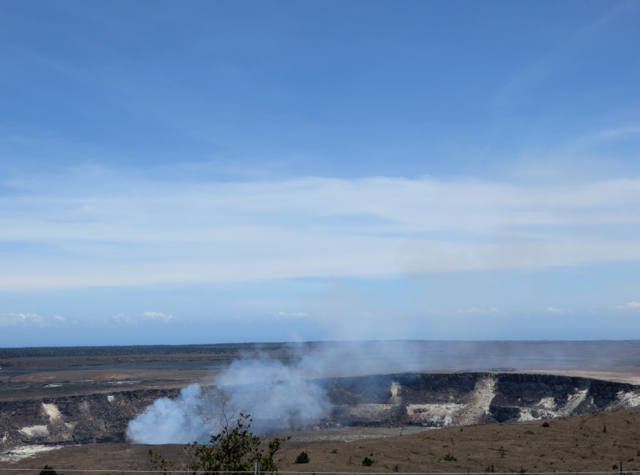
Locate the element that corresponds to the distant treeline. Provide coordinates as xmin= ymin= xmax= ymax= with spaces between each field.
xmin=0 ymin=341 xmax=388 ymax=359
xmin=3 ymin=339 xmax=639 ymax=360
xmin=0 ymin=342 xmax=297 ymax=359
xmin=0 ymin=340 xmax=425 ymax=360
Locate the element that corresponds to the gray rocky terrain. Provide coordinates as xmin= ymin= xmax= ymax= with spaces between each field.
xmin=2 ymin=372 xmax=640 ymax=449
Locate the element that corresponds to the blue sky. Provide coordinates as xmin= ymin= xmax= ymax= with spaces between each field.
xmin=2 ymin=0 xmax=640 ymax=346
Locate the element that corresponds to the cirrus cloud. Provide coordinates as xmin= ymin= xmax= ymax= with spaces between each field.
xmin=615 ymin=301 xmax=640 ymax=310
xmin=3 ymin=168 xmax=640 ymax=291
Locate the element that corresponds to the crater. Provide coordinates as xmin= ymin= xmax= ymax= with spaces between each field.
xmin=2 ymin=372 xmax=639 ymax=448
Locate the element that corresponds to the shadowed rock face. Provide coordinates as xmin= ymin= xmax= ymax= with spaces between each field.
xmin=0 ymin=388 xmax=180 ymax=448
xmin=2 ymin=373 xmax=639 ymax=448
xmin=322 ymin=373 xmax=640 ymax=428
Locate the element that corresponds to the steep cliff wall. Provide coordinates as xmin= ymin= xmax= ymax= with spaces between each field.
xmin=1 ymin=373 xmax=639 ymax=449
xmin=325 ymin=373 xmax=640 ymax=428
xmin=0 ymin=388 xmax=179 ymax=447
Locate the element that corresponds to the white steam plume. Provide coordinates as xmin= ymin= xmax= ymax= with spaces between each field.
xmin=126 ymin=341 xmax=428 ymax=444
xmin=126 ymin=351 xmax=333 ymax=444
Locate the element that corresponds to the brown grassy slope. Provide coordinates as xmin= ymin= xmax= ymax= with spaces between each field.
xmin=277 ymin=409 xmax=640 ymax=473
xmin=4 ymin=410 xmax=640 ymax=474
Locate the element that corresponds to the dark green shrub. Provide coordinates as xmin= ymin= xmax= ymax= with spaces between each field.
xmin=443 ymin=453 xmax=457 ymax=461
xmin=295 ymin=452 xmax=310 ymax=464
xmin=541 ymin=421 xmax=550 ymax=427
xmin=362 ymin=457 xmax=374 ymax=466
xmin=40 ymin=466 xmax=58 ymax=475
xmin=149 ymin=413 xmax=288 ymax=474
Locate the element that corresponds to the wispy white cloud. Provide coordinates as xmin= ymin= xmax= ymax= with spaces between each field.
xmin=0 ymin=313 xmax=76 ymax=328
xmin=142 ymin=311 xmax=175 ymax=322
xmin=2 ymin=168 xmax=640 ymax=290
xmin=596 ymin=126 xmax=640 ymax=140
xmin=110 ymin=313 xmax=135 ymax=326
xmin=457 ymin=307 xmax=500 ymax=315
xmin=545 ymin=307 xmax=574 ymax=314
xmin=0 ymin=313 xmax=45 ymax=327
xmin=109 ymin=312 xmax=176 ymax=326
xmin=268 ymin=311 xmax=310 ymax=319
xmin=493 ymin=1 xmax=632 ymax=116
xmin=614 ymin=301 xmax=640 ymax=310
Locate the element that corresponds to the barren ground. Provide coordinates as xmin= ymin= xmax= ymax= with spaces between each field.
xmin=3 ymin=341 xmax=640 ymax=401
xmin=3 ymin=409 xmax=640 ymax=473
xmin=2 ymin=341 xmax=640 ymax=473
